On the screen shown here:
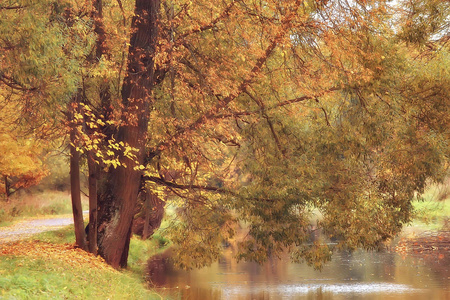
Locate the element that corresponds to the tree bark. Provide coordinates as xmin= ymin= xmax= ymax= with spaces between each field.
xmin=85 ymin=0 xmax=109 ymax=256
xmin=143 ymin=193 xmax=165 ymax=240
xmin=142 ymin=194 xmax=152 ymax=240
xmin=97 ymin=0 xmax=159 ymax=268
xmin=87 ymin=153 xmax=98 ymax=254
xmin=69 ymin=95 xmax=87 ymax=250
xmin=3 ymin=175 xmax=10 ymax=202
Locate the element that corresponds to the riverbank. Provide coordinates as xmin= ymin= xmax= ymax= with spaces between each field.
xmin=394 ymin=229 xmax=449 ymax=265
xmin=0 ymin=217 xmax=166 ymax=299
xmin=0 ymin=240 xmax=161 ymax=299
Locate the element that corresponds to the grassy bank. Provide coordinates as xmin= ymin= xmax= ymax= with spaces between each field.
xmin=0 ymin=189 xmax=171 ymax=299
xmin=0 ymin=241 xmax=161 ymax=299
xmin=411 ymin=179 xmax=450 ymax=231
xmin=0 ymin=226 xmax=168 ymax=299
xmin=31 ymin=224 xmax=170 ymax=277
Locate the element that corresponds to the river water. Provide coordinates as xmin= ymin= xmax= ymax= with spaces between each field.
xmin=152 ymin=248 xmax=449 ymax=300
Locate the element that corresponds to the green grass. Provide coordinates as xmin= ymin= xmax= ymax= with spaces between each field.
xmin=30 ymin=225 xmax=77 ymax=244
xmin=2 ymin=225 xmax=170 ymax=299
xmin=412 ymin=180 xmax=450 ymax=230
xmin=0 ymin=255 xmax=162 ymax=299
xmin=128 ymin=232 xmax=171 ymax=277
xmin=30 ymin=225 xmax=170 ymax=276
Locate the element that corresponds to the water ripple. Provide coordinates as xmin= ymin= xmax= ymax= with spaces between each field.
xmin=219 ymin=282 xmax=421 ymax=298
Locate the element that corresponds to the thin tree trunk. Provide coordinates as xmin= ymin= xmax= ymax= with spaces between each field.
xmin=3 ymin=175 xmax=10 ymax=202
xmin=97 ymin=0 xmax=159 ymax=268
xmin=85 ymin=0 xmax=108 ymax=256
xmin=90 ymin=0 xmax=113 ymax=259
xmin=69 ymin=94 xmax=87 ymax=250
xmin=87 ymin=152 xmax=98 ymax=254
xmin=142 ymin=193 xmax=151 ymax=240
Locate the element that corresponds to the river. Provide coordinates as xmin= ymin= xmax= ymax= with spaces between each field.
xmin=152 ymin=247 xmax=449 ymax=300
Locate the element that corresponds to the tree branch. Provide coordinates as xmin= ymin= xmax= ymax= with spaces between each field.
xmin=215 ymin=86 xmax=340 ymax=119
xmin=144 ymin=175 xmax=237 ymax=196
xmin=175 ymin=0 xmax=236 ymax=41
xmin=245 ymin=90 xmax=285 ymax=156
xmin=0 ymin=72 xmax=37 ymax=91
xmin=153 ymin=30 xmax=282 ymax=154
xmin=0 ymin=5 xmax=27 ymax=10
xmin=150 ymin=0 xmax=303 ymax=156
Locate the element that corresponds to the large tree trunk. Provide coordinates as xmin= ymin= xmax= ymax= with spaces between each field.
xmin=69 ymin=95 xmax=87 ymax=251
xmin=97 ymin=0 xmax=159 ymax=268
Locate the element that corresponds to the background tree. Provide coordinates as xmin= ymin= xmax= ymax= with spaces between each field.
xmin=0 ymin=132 xmax=47 ymax=201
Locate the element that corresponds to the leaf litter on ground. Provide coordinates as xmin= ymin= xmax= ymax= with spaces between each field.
xmin=0 ymin=241 xmax=116 ymax=272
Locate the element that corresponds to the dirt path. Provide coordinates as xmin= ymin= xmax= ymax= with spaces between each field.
xmin=0 ymin=214 xmax=83 ymax=244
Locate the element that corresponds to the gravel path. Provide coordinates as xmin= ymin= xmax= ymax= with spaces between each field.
xmin=0 ymin=212 xmax=87 ymax=244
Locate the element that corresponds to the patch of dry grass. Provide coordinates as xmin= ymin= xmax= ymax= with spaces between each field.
xmin=0 ymin=190 xmax=87 ymax=226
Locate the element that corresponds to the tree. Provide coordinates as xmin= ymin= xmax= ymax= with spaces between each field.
xmin=0 ymin=0 xmax=93 ymax=248
xmin=95 ymin=0 xmax=449 ymax=268
xmin=0 ymin=132 xmax=47 ymax=201
xmin=1 ymin=0 xmax=448 ymax=270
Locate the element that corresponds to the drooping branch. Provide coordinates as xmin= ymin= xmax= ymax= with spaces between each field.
xmin=315 ymin=98 xmax=331 ymax=126
xmin=0 ymin=5 xmax=27 ymax=10
xmin=115 ymin=0 xmax=126 ymax=26
xmin=274 ymin=86 xmax=340 ymax=107
xmin=145 ymin=174 xmax=286 ymax=204
xmin=144 ymin=175 xmax=237 ymax=196
xmin=179 ymin=56 xmax=223 ymax=100
xmin=0 ymin=72 xmax=37 ymax=91
xmin=245 ymin=89 xmax=285 ymax=156
xmin=214 ymin=86 xmax=340 ymax=119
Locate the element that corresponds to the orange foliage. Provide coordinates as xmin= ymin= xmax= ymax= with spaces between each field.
xmin=0 ymin=241 xmax=116 ymax=271
xmin=0 ymin=133 xmax=48 ymax=196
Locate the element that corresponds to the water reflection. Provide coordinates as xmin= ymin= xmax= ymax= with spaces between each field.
xmin=152 ymin=250 xmax=449 ymax=300
xmin=219 ymin=283 xmax=419 ymax=298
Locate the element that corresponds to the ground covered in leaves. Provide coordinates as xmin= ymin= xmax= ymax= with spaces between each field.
xmin=0 ymin=241 xmax=113 ymax=270
xmin=0 ymin=241 xmax=160 ymax=299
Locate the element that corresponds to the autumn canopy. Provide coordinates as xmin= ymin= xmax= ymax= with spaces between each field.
xmin=0 ymin=0 xmax=448 ymax=268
